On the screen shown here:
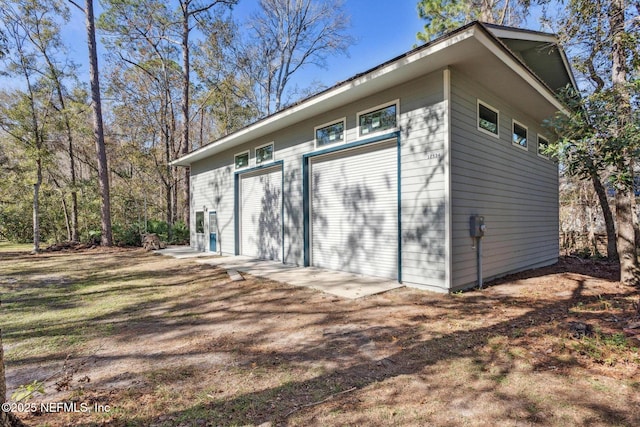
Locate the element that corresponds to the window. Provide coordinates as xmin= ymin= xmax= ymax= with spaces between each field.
xmin=315 ymin=119 xmax=345 ymax=147
xmin=255 ymin=142 xmax=274 ymax=165
xmin=477 ymin=101 xmax=499 ymax=136
xmin=538 ymin=135 xmax=550 ymax=158
xmin=195 ymin=211 xmax=204 ymax=233
xmin=235 ymin=151 xmax=249 ymax=169
xmin=512 ymin=120 xmax=528 ymax=149
xmin=358 ymin=102 xmax=398 ymax=136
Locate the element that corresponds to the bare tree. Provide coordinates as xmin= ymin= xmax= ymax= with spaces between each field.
xmin=99 ymin=0 xmax=183 ymax=227
xmin=24 ymin=0 xmax=81 ymax=242
xmin=239 ymin=0 xmax=354 ymax=116
xmin=99 ymin=0 xmax=237 ymax=229
xmin=0 ymin=2 xmax=53 ymax=254
xmin=178 ymin=0 xmax=237 ymax=225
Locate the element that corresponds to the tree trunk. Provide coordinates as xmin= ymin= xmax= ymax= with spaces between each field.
xmin=615 ymin=188 xmax=637 ymax=284
xmin=21 ymin=60 xmax=42 ymax=254
xmin=85 ymin=0 xmax=113 ymax=246
xmin=199 ymin=108 xmax=204 ymax=148
xmin=591 ymin=171 xmax=618 ymax=260
xmin=70 ymin=190 xmax=79 ymax=242
xmin=32 ymin=159 xmax=42 ymax=254
xmin=162 ymin=120 xmax=173 ymax=227
xmin=57 ymin=89 xmax=79 ymax=243
xmin=172 ymin=174 xmax=179 ymax=225
xmin=41 ymin=43 xmax=79 ymax=242
xmin=162 ymin=84 xmax=174 ymax=227
xmin=634 ymin=201 xmax=640 ymax=249
xmin=61 ymin=191 xmax=71 ymax=241
xmin=480 ymin=0 xmax=493 ymax=22
xmin=32 ymin=183 xmax=40 ymax=253
xmin=181 ymin=7 xmax=191 ymax=226
xmin=65 ymin=106 xmax=79 ymax=242
xmin=610 ymin=0 xmax=637 ymax=284
xmin=165 ymin=180 xmax=172 ymax=226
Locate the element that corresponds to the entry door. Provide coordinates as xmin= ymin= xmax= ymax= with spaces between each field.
xmin=209 ymin=211 xmax=217 ymax=252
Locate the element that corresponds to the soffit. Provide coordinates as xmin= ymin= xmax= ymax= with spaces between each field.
xmin=484 ymin=23 xmax=577 ymax=93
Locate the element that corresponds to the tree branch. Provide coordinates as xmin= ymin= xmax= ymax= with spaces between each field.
xmin=68 ymin=0 xmax=83 ymax=13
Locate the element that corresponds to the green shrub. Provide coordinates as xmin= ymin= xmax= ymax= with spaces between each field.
xmin=0 ymin=205 xmax=33 ymax=243
xmin=147 ymin=220 xmax=169 ymax=241
xmin=112 ymin=222 xmax=142 ymax=247
xmin=85 ymin=220 xmax=189 ymax=247
xmin=87 ymin=229 xmax=101 ymax=245
xmin=170 ymin=221 xmax=189 ymax=244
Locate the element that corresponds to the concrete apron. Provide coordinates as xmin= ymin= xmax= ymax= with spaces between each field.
xmin=156 ymin=247 xmax=404 ymax=299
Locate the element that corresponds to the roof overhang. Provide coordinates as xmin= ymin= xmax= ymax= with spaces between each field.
xmin=484 ymin=23 xmax=578 ymax=93
xmin=173 ymin=22 xmax=573 ymax=166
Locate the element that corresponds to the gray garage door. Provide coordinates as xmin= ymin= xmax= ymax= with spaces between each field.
xmin=239 ymin=165 xmax=282 ymax=261
xmin=310 ymin=139 xmax=398 ymax=279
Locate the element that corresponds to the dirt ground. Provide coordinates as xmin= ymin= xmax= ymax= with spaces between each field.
xmin=1 ymin=248 xmax=639 ymax=426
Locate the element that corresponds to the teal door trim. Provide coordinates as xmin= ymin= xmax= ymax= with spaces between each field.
xmin=209 ymin=211 xmax=217 ymax=252
xmin=302 ymin=130 xmax=402 ymax=282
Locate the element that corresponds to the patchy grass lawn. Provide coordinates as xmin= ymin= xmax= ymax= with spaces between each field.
xmin=1 ymin=248 xmax=639 ymax=426
xmin=0 ymin=241 xmax=33 ymax=252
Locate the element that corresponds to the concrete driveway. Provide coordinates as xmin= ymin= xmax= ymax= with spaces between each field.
xmin=156 ymin=247 xmax=403 ymax=299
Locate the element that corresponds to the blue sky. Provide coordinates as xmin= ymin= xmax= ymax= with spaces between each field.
xmin=17 ymin=1 xmax=551 ymax=95
xmin=54 ymin=0 xmax=425 ymax=92
xmin=233 ymin=0 xmax=427 ymax=88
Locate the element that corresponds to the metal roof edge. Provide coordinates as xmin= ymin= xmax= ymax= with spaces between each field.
xmin=483 ymin=22 xmax=558 ymax=41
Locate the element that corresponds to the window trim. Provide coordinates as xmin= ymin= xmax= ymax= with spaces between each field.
xmin=234 ymin=150 xmax=250 ymax=170
xmin=537 ymin=135 xmax=550 ymax=159
xmin=357 ymin=100 xmax=399 ymax=138
xmin=512 ymin=119 xmax=528 ymax=150
xmin=477 ymin=99 xmax=500 ymax=138
xmin=255 ymin=141 xmax=275 ymax=166
xmin=314 ymin=117 xmax=346 ymax=149
xmin=195 ymin=210 xmax=205 ymax=234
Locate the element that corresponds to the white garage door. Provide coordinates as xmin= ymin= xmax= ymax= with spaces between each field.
xmin=239 ymin=165 xmax=282 ymax=261
xmin=310 ymin=139 xmax=398 ymax=279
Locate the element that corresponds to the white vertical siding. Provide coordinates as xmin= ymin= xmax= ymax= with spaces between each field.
xmin=450 ymin=69 xmax=559 ymax=290
xmin=310 ymin=140 xmax=398 ymax=279
xmin=239 ymin=165 xmax=283 ymax=260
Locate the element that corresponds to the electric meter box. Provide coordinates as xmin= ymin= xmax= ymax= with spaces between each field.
xmin=470 ymin=215 xmax=485 ymax=237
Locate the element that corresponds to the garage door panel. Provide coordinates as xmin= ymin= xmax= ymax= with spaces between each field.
xmin=310 ymin=140 xmax=398 ymax=279
xmin=240 ymin=165 xmax=282 ymax=261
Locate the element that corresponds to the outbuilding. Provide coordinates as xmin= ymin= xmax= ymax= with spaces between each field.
xmin=173 ymin=22 xmax=576 ymax=292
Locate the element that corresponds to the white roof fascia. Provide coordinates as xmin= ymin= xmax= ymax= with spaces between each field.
xmin=474 ymin=29 xmax=570 ymax=115
xmin=486 ymin=26 xmax=558 ymax=43
xmin=558 ymin=48 xmax=579 ymax=91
